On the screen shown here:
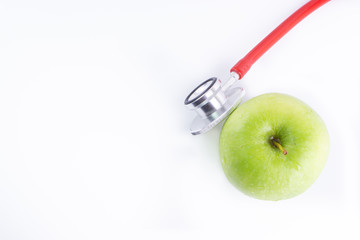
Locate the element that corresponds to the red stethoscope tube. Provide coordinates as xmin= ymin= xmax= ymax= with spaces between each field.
xmin=231 ymin=0 xmax=330 ymax=79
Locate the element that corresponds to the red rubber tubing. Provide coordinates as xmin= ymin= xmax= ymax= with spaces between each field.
xmin=231 ymin=0 xmax=330 ymax=79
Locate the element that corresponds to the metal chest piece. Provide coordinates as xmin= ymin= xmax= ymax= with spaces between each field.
xmin=184 ymin=73 xmax=245 ymax=135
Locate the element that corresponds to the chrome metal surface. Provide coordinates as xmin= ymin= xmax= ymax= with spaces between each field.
xmin=221 ymin=72 xmax=239 ymax=91
xmin=184 ymin=74 xmax=245 ymax=135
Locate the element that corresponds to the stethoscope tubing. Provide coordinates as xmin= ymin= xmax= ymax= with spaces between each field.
xmin=231 ymin=0 xmax=330 ymax=79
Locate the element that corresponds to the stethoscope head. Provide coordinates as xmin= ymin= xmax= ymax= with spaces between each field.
xmin=184 ymin=73 xmax=245 ymax=135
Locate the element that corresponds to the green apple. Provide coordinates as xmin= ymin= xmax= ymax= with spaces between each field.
xmin=219 ymin=93 xmax=329 ymax=200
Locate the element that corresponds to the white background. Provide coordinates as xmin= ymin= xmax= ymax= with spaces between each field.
xmin=0 ymin=0 xmax=359 ymax=239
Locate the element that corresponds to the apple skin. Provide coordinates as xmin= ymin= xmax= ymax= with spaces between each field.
xmin=219 ymin=93 xmax=329 ymax=201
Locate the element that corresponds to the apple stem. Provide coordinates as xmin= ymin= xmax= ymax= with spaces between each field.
xmin=271 ymin=139 xmax=287 ymax=155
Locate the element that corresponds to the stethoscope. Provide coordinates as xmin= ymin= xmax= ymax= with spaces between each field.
xmin=184 ymin=0 xmax=330 ymax=135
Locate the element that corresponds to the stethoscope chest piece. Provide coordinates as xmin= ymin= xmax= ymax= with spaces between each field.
xmin=184 ymin=76 xmax=245 ymax=135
